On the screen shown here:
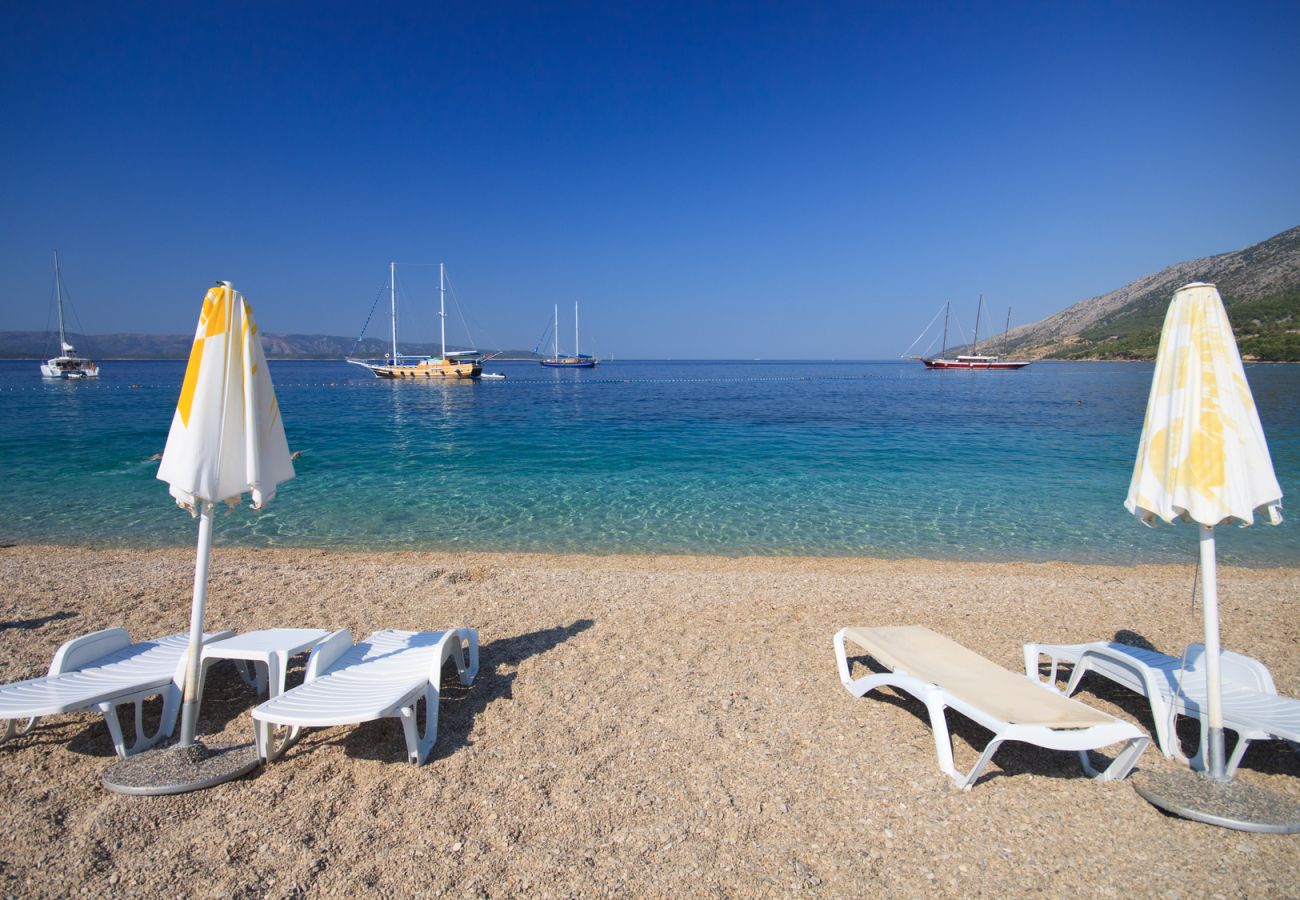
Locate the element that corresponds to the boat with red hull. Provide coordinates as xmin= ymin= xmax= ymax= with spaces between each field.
xmin=911 ymin=295 xmax=1031 ymax=370
xmin=920 ymin=354 xmax=1030 ymax=370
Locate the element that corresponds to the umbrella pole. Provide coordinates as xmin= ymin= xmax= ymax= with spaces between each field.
xmin=1199 ymin=524 xmax=1228 ymax=781
xmin=178 ymin=501 xmax=215 ymax=747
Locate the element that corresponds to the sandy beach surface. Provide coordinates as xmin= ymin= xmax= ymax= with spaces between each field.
xmin=0 ymin=544 xmax=1296 ymax=897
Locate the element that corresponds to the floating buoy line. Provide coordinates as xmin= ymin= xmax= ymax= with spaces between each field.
xmin=0 ymin=373 xmax=894 ymax=392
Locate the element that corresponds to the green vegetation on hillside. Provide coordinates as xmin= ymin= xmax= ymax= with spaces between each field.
xmin=1232 ymin=288 xmax=1300 ymax=361
xmin=1046 ymin=288 xmax=1300 ymax=361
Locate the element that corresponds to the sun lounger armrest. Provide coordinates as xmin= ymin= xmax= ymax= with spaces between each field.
xmin=304 ymin=630 xmax=353 ymax=681
xmin=426 ymin=628 xmax=480 ymax=686
xmin=48 ymin=628 xmax=132 ymax=676
xmin=1075 ymin=647 xmax=1157 ymax=687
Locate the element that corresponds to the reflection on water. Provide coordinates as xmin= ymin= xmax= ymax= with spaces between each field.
xmin=0 ymin=359 xmax=1295 ymax=565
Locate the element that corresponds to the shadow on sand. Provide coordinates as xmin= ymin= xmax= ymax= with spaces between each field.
xmin=1028 ymin=629 xmax=1300 ymax=779
xmin=0 ymin=610 xmax=79 ymax=632
xmin=842 ymin=651 xmax=1138 ymax=787
xmin=58 ymin=660 xmax=262 ymax=758
xmin=318 ymin=619 xmax=596 ymax=764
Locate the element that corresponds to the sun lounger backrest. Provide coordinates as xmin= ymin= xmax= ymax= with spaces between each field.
xmin=844 ymin=626 xmax=1117 ymax=729
xmin=319 ymin=630 xmax=449 ymax=680
xmin=48 ymin=627 xmax=133 ymax=675
xmin=1181 ymin=644 xmax=1278 ymax=695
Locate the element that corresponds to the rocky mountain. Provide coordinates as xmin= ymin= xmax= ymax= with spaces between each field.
xmin=962 ymin=224 xmax=1300 ymax=361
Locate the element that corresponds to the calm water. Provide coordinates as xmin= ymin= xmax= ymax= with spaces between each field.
xmin=0 ymin=359 xmax=1295 ymax=565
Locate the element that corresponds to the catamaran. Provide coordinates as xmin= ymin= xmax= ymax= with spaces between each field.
xmin=913 ymin=294 xmax=1031 ymax=370
xmin=40 ymin=251 xmax=99 ymax=379
xmin=347 ymin=262 xmax=483 ymax=379
xmin=540 ymin=302 xmax=598 ymax=368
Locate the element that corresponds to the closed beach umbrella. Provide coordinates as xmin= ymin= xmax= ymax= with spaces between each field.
xmin=1125 ymin=281 xmax=1282 ymax=780
xmin=157 ymin=281 xmax=294 ymax=746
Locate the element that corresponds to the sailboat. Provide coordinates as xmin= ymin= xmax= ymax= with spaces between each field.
xmin=540 ymin=302 xmax=598 ymax=368
xmin=40 ymin=251 xmax=99 ymax=379
xmin=914 ymin=294 xmax=1031 ymax=370
xmin=347 ymin=262 xmax=483 ymax=379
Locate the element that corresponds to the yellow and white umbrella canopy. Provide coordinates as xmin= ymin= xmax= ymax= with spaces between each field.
xmin=1124 ymin=282 xmax=1282 ymax=780
xmin=157 ymin=281 xmax=294 ymax=746
xmin=158 ymin=282 xmax=294 ymax=511
xmin=1125 ymin=282 xmax=1282 ymax=528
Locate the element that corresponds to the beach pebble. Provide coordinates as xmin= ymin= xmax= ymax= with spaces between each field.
xmin=0 ymin=546 xmax=1297 ymax=896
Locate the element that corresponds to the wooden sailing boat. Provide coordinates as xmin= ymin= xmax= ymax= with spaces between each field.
xmin=347 ymin=262 xmax=482 ymax=379
xmin=915 ymin=294 xmax=1031 ymax=370
xmin=40 ymin=251 xmax=99 ymax=379
xmin=541 ymin=302 xmax=598 ymax=368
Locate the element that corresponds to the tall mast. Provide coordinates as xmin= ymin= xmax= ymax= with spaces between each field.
xmin=941 ymin=301 xmax=949 ymax=358
xmin=54 ymin=250 xmax=67 ymax=350
xmin=553 ymin=304 xmax=559 ymax=359
xmin=973 ymin=293 xmax=983 ymax=355
xmin=1003 ymin=307 xmax=1012 ymax=354
xmin=389 ymin=262 xmax=398 ymax=362
xmin=439 ymin=262 xmax=447 ymax=360
xmin=575 ymin=302 xmax=580 ymax=357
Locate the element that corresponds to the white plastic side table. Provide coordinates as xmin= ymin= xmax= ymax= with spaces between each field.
xmin=199 ymin=628 xmax=332 ymax=704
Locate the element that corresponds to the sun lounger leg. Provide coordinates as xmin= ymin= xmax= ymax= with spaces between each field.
xmin=1186 ymin=719 xmax=1210 ymax=772
xmin=833 ymin=630 xmax=854 ymax=687
xmin=1160 ymin=710 xmax=1188 ymax=765
xmin=456 ymin=628 xmax=479 ymax=686
xmin=443 ymin=630 xmax=474 ymax=687
xmin=1064 ymin=657 xmax=1092 ymax=696
xmin=253 ymin=717 xmax=297 ymax=763
xmin=97 ymin=701 xmax=131 ymax=758
xmin=1224 ymin=733 xmax=1251 ymax=777
xmin=0 ymin=717 xmax=39 ymax=744
xmin=1022 ymin=644 xmax=1061 ymax=688
xmin=1078 ymin=735 xmax=1149 ymax=781
xmin=96 ymin=688 xmax=175 ymax=758
xmin=954 ymin=738 xmax=1006 ymax=791
xmin=922 ymin=693 xmax=1013 ymax=791
xmin=399 ymin=683 xmax=440 ymax=765
xmin=921 ymin=688 xmax=972 ymax=787
xmin=158 ymin=682 xmax=181 ymax=740
xmin=254 ymin=718 xmax=270 ymax=761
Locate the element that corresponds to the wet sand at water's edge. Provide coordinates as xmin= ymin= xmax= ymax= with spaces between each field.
xmin=0 ymin=545 xmax=1296 ymax=896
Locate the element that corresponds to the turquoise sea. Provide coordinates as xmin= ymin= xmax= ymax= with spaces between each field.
xmin=0 ymin=359 xmax=1295 ymax=565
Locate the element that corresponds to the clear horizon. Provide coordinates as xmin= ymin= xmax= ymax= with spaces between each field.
xmin=2 ymin=2 xmax=1297 ymax=358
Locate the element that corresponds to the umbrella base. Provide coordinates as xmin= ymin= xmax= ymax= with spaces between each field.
xmin=101 ymin=740 xmax=260 ymax=796
xmin=1132 ymin=769 xmax=1300 ymax=833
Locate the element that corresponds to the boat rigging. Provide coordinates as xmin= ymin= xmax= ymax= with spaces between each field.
xmin=347 ymin=262 xmax=484 ymax=379
xmin=41 ymin=251 xmax=99 ymax=379
xmin=908 ymin=294 xmax=1031 ymax=370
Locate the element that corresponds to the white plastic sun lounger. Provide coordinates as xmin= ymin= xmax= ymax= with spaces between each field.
xmin=1025 ymin=641 xmax=1300 ymax=776
xmin=0 ymin=627 xmax=234 ymax=757
xmin=250 ymin=628 xmax=479 ymax=765
xmin=834 ymin=626 xmax=1148 ymax=789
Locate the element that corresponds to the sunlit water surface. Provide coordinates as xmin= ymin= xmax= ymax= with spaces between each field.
xmin=1 ymin=359 xmax=1295 ymax=565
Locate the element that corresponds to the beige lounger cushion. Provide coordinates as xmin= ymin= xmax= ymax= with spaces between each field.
xmin=843 ymin=626 xmax=1115 ymax=729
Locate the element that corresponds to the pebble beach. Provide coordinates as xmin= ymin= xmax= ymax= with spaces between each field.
xmin=1 ymin=544 xmax=1297 ymax=896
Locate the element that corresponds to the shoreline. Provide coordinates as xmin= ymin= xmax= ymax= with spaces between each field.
xmin=2 ymin=544 xmax=1297 ymax=895
xmin=2 ymin=537 xmax=1295 ymax=571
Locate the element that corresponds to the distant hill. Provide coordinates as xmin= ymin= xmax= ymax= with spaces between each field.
xmin=0 ymin=331 xmax=543 ymax=361
xmin=968 ymin=225 xmax=1300 ymax=361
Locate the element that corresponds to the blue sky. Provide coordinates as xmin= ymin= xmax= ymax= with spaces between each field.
xmin=2 ymin=1 xmax=1297 ymax=358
